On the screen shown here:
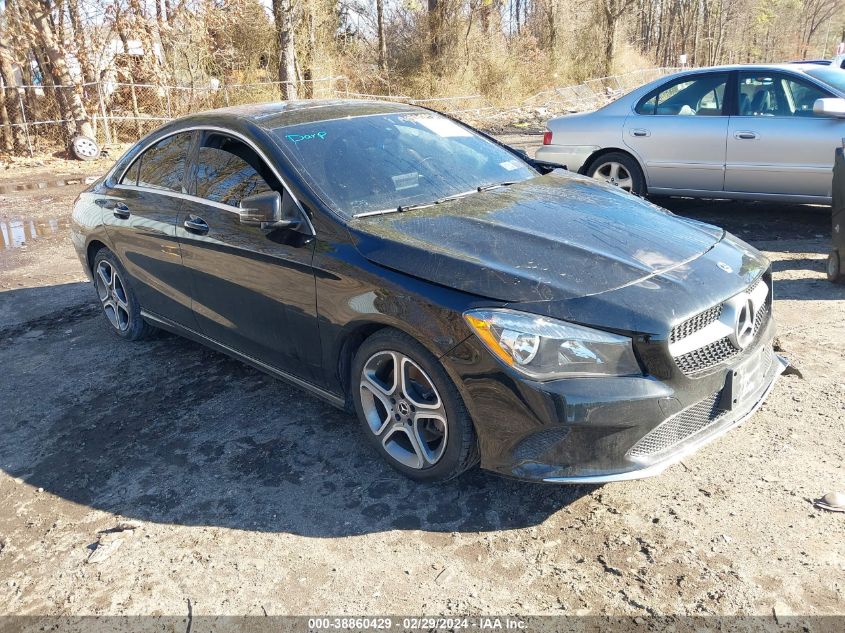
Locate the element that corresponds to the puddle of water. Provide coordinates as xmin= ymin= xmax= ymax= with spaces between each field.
xmin=1 ymin=217 xmax=71 ymax=250
xmin=0 ymin=175 xmax=99 ymax=195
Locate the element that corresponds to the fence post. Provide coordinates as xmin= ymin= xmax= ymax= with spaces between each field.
xmin=223 ymin=81 xmax=230 ymax=107
xmin=97 ymin=82 xmax=113 ymax=145
xmin=16 ymin=90 xmax=33 ymax=157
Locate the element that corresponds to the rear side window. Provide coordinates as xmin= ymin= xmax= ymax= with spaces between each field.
xmin=129 ymin=132 xmax=193 ymax=192
xmin=194 ymin=134 xmax=276 ymax=207
xmin=636 ymin=73 xmax=728 ymax=116
xmin=130 ymin=132 xmax=192 ymax=193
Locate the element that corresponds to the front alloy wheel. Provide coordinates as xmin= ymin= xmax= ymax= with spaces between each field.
xmin=359 ymin=351 xmax=449 ymax=469
xmin=351 ymin=329 xmax=478 ymax=482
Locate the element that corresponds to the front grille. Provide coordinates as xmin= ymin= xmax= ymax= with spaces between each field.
xmin=670 ymin=275 xmax=771 ymax=376
xmin=674 ymin=336 xmax=739 ymax=375
xmin=628 ymin=392 xmax=726 ymax=459
xmin=670 ymin=304 xmax=722 ymax=344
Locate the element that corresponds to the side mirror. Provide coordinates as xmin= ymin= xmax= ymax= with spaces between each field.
xmin=813 ymin=98 xmax=845 ymax=118
xmin=239 ymin=191 xmax=300 ymax=230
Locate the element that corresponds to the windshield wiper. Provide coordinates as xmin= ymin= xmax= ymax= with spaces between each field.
xmin=477 ymin=181 xmax=517 ymax=192
xmin=353 ymin=189 xmax=478 ymax=219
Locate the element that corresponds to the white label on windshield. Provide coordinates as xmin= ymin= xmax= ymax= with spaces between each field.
xmin=500 ymin=160 xmax=520 ymax=171
xmin=392 ymin=172 xmax=419 ymax=191
xmin=417 ymin=117 xmax=472 ymax=137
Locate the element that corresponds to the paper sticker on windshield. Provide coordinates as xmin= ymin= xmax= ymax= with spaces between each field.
xmin=392 ymin=172 xmax=419 ymax=191
xmin=416 ymin=117 xmax=472 ymax=138
xmin=499 ymin=160 xmax=520 ymax=171
xmin=285 ymin=131 xmax=326 ymax=143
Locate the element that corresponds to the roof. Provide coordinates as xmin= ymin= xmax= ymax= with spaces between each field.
xmin=188 ymin=99 xmax=422 ymax=130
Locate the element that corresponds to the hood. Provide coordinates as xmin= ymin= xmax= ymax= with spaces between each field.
xmin=349 ymin=171 xmax=724 ymax=303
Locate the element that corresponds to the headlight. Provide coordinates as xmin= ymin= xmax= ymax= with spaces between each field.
xmin=463 ymin=308 xmax=641 ymax=380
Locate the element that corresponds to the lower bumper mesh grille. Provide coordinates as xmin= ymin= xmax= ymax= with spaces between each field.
xmin=629 ymin=392 xmax=726 ymax=459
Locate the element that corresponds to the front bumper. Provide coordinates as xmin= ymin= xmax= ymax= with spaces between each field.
xmin=445 ymin=316 xmax=785 ymax=484
xmin=543 ymin=351 xmax=787 ymax=483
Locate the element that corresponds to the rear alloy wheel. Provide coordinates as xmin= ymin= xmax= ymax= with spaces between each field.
xmin=352 ymin=329 xmax=478 ymax=482
xmin=587 ymin=152 xmax=645 ymax=196
xmin=828 ymin=250 xmax=844 ymax=284
xmin=92 ymin=249 xmax=156 ymax=341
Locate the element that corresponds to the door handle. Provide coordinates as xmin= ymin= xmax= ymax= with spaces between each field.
xmin=735 ymin=131 xmax=758 ymax=140
xmin=631 ymin=128 xmax=650 ymax=137
xmin=112 ymin=202 xmax=130 ymax=219
xmin=183 ymin=216 xmax=209 ymax=235
xmin=95 ymin=199 xmax=130 ymax=219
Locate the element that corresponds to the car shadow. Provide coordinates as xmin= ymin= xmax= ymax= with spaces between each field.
xmin=1 ymin=283 xmax=594 ymax=537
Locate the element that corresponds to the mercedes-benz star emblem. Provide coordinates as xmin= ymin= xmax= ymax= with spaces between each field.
xmin=734 ymin=297 xmax=756 ymax=349
xmin=717 ymin=262 xmax=733 ymax=273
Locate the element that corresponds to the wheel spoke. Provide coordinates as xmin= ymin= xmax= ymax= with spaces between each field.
xmin=381 ymin=425 xmax=424 ymax=469
xmin=96 ymin=263 xmax=111 ymax=293
xmin=617 ymin=176 xmax=633 ymax=191
xmin=609 ymin=162 xmax=620 ymax=181
xmin=412 ymin=412 xmax=448 ymax=465
xmin=359 ymin=380 xmax=393 ymax=435
xmin=399 ymin=357 xmax=441 ymax=410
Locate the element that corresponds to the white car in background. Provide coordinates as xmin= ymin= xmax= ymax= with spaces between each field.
xmin=537 ymin=64 xmax=845 ymax=203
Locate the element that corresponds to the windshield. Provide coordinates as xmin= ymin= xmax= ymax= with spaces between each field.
xmin=805 ymin=68 xmax=845 ymax=94
xmin=272 ymin=112 xmax=535 ymax=217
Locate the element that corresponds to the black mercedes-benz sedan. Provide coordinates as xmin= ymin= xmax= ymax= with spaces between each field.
xmin=71 ymin=100 xmax=787 ymax=483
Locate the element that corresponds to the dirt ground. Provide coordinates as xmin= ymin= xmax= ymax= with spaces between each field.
xmin=1 ymin=138 xmax=843 ymax=620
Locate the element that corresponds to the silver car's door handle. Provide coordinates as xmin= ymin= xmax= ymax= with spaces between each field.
xmin=735 ymin=131 xmax=758 ymax=140
xmin=631 ymin=128 xmax=650 ymax=137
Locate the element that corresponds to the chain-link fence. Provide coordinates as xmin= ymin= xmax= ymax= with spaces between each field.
xmin=0 ymin=68 xmax=682 ymax=157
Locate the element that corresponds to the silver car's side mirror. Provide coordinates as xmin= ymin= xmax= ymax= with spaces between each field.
xmin=813 ymin=98 xmax=845 ymax=118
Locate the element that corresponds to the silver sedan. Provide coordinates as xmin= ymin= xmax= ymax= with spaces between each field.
xmin=537 ymin=64 xmax=845 ymax=203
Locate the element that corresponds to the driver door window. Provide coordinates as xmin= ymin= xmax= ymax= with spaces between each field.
xmin=737 ymin=73 xmax=829 ymax=117
xmin=193 ymin=134 xmax=276 ymax=207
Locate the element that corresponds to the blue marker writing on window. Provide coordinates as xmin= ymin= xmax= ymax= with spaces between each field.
xmin=286 ymin=131 xmax=327 ymax=143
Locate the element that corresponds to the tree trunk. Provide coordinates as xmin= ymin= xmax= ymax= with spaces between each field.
xmin=427 ymin=0 xmax=441 ymax=60
xmin=0 ymin=31 xmax=26 ymax=151
xmin=272 ymin=0 xmax=298 ymax=100
xmin=376 ymin=0 xmax=387 ymax=70
xmin=27 ymin=0 xmax=94 ymax=139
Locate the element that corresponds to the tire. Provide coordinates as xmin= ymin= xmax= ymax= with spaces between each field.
xmin=70 ymin=135 xmax=100 ymax=161
xmin=828 ymin=250 xmax=844 ymax=284
xmin=351 ymin=328 xmax=479 ymax=482
xmin=92 ymin=248 xmax=156 ymax=341
xmin=587 ymin=152 xmax=646 ymax=196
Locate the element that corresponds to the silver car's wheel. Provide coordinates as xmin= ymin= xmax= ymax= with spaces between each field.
xmin=587 ymin=152 xmax=645 ymax=196
xmin=95 ymin=259 xmax=131 ymax=332
xmin=359 ymin=350 xmax=448 ymax=469
xmin=593 ymin=161 xmax=633 ymax=191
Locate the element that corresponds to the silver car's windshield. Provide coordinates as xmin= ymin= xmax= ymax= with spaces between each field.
xmin=805 ymin=68 xmax=845 ymax=94
xmin=272 ymin=112 xmax=535 ymax=218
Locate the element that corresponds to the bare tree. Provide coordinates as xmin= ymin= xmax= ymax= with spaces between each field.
xmin=272 ymin=0 xmax=298 ymax=99
xmin=376 ymin=0 xmax=387 ymax=70
xmin=23 ymin=0 xmax=94 ymax=139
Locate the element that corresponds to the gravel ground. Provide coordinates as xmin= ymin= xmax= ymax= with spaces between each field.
xmin=1 ymin=140 xmax=843 ymax=620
